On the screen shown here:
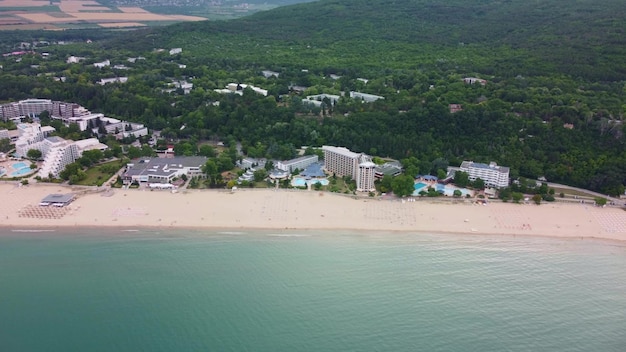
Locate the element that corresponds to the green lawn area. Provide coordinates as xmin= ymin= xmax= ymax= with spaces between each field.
xmin=76 ymin=160 xmax=124 ymax=186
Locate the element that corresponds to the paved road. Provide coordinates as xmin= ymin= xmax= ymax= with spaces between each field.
xmin=546 ymin=182 xmax=623 ymax=205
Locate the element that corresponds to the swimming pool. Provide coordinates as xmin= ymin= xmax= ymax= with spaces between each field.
xmin=11 ymin=167 xmax=34 ymax=177
xmin=413 ymin=182 xmax=474 ymax=197
xmin=291 ymin=178 xmax=329 ymax=187
xmin=12 ymin=162 xmax=28 ymax=169
xmin=438 ymin=184 xmax=473 ymax=197
xmin=413 ymin=182 xmax=429 ymax=194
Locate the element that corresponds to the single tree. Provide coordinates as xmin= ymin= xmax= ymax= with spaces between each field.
xmin=26 ymin=149 xmax=42 ymax=160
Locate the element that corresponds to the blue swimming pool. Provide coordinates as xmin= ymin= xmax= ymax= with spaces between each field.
xmin=11 ymin=167 xmax=34 ymax=177
xmin=413 ymin=182 xmax=474 ymax=197
xmin=413 ymin=182 xmax=428 ymax=194
xmin=12 ymin=162 xmax=28 ymax=169
xmin=291 ymin=178 xmax=329 ymax=187
xmin=292 ymin=178 xmax=306 ymax=187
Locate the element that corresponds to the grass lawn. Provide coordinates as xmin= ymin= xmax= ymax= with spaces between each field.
xmin=76 ymin=160 xmax=124 ymax=186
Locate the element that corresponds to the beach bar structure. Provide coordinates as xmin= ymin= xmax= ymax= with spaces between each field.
xmin=40 ymin=193 xmax=75 ymax=207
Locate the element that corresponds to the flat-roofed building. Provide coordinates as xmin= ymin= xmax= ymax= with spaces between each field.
xmin=123 ymin=156 xmax=207 ymax=184
xmin=459 ymin=161 xmax=509 ymax=188
xmin=374 ymin=161 xmax=402 ymax=179
xmin=0 ymin=103 xmax=20 ymax=121
xmin=64 ymin=113 xmax=104 ymax=132
xmin=276 ymin=155 xmax=318 ymax=173
xmin=304 ymin=94 xmax=341 ymax=106
xmin=18 ymin=99 xmax=53 ymax=117
xmin=322 ymin=146 xmax=360 ymax=178
xmin=357 ymin=159 xmax=376 ymax=192
xmin=37 ymin=137 xmax=80 ymax=178
xmin=103 ymin=121 xmax=148 ymax=139
xmin=74 ymin=138 xmax=109 ymax=154
xmin=40 ymin=193 xmax=75 ymax=207
xmin=15 ymin=123 xmax=51 ymax=158
xmin=323 ymin=146 xmax=375 ymax=192
xmin=349 ymin=91 xmax=384 ymax=103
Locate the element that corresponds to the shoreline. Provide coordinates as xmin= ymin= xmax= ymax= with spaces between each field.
xmin=2 ymin=183 xmax=626 ymax=243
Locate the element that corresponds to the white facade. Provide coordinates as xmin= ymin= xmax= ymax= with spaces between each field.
xmin=0 ymin=129 xmax=8 ymax=140
xmin=305 ymin=94 xmax=340 ymax=105
xmin=262 ymin=70 xmax=280 ymax=78
xmin=216 ymin=83 xmax=268 ymax=96
xmin=64 ymin=113 xmax=104 ymax=131
xmin=15 ymin=123 xmax=49 ymax=158
xmin=66 ymin=56 xmax=85 ymax=64
xmin=459 ymin=161 xmax=509 ymax=188
xmin=2 ymin=99 xmax=96 ymax=122
xmin=0 ymin=103 xmax=20 ymax=121
xmin=37 ymin=138 xmax=79 ymax=178
xmin=18 ymin=99 xmax=53 ymax=117
xmin=349 ymin=91 xmax=384 ymax=102
xmin=98 ymin=77 xmax=128 ymax=85
xmin=102 ymin=121 xmax=147 ymax=139
xmin=322 ymin=145 xmax=374 ymax=192
xmin=322 ymin=146 xmax=360 ymax=178
xmin=276 ymin=155 xmax=319 ymax=173
xmin=93 ymin=60 xmax=110 ymax=68
xmin=357 ymin=160 xmax=376 ymax=192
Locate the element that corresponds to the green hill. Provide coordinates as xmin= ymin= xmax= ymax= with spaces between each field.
xmin=118 ymin=0 xmax=626 ymax=80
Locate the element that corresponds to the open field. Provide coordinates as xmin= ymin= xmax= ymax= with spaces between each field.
xmin=0 ymin=0 xmax=206 ymax=30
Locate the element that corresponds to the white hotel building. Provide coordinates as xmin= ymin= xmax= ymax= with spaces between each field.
xmin=322 ymin=146 xmax=375 ymax=192
xmin=459 ymin=161 xmax=510 ymax=188
xmin=14 ymin=123 xmax=107 ymax=178
xmin=276 ymin=155 xmax=318 ymax=173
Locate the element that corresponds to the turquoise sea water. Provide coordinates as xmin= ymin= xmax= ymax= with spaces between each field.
xmin=1 ymin=229 xmax=625 ymax=352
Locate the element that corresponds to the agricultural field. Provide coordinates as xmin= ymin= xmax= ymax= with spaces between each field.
xmin=0 ymin=0 xmax=206 ymax=30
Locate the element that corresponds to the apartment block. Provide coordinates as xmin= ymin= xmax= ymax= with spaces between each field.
xmin=459 ymin=161 xmax=510 ymax=188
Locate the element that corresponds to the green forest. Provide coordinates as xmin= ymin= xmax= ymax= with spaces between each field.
xmin=0 ymin=0 xmax=625 ymax=195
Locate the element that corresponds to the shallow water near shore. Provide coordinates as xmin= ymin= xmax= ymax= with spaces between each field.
xmin=1 ymin=228 xmax=625 ymax=351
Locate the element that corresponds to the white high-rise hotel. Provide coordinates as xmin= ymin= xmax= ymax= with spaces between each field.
xmin=14 ymin=123 xmax=107 ymax=178
xmin=459 ymin=161 xmax=510 ymax=188
xmin=322 ymin=146 xmax=376 ymax=192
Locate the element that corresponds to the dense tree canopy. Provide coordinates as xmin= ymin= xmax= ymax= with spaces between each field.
xmin=1 ymin=0 xmax=625 ymax=195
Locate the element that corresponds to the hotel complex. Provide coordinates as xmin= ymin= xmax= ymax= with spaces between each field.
xmin=276 ymin=155 xmax=319 ymax=173
xmin=459 ymin=161 xmax=510 ymax=188
xmin=322 ymin=146 xmax=376 ymax=192
xmin=13 ymin=123 xmax=108 ymax=178
xmin=123 ymin=157 xmax=207 ymax=184
xmin=0 ymin=99 xmax=148 ymax=140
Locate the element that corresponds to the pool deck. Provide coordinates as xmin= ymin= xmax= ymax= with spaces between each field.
xmin=0 ymin=159 xmax=37 ymax=178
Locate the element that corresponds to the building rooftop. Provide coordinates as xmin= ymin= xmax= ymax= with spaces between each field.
xmin=126 ymin=156 xmax=207 ymax=178
xmin=281 ymin=154 xmax=318 ymax=166
xmin=461 ymin=161 xmax=510 ymax=173
xmin=41 ymin=193 xmax=74 ymax=204
xmin=322 ymin=145 xmax=361 ymax=159
xmin=45 ymin=136 xmax=65 ymax=143
xmin=300 ymin=162 xmax=326 ymax=178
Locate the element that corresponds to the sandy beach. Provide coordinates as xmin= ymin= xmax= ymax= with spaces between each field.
xmin=1 ymin=182 xmax=626 ymax=242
